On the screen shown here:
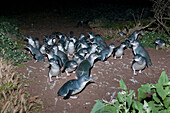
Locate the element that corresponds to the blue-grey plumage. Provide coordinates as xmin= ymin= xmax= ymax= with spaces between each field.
xmin=76 ymin=53 xmax=100 ymax=78
xmin=76 ymin=48 xmax=89 ymax=57
xmin=47 ymin=38 xmax=57 ymax=46
xmin=62 ymin=60 xmax=78 ymax=76
xmin=113 ymin=42 xmax=126 ymax=59
xmin=45 ymin=49 xmax=63 ymax=67
xmin=57 ymin=75 xmax=94 ymax=99
xmin=35 ymin=37 xmax=40 ymax=49
xmin=25 ymin=35 xmax=36 ymax=48
xmin=118 ymin=32 xmax=126 ymax=37
xmin=52 ymin=46 xmax=69 ymax=65
xmin=85 ymin=43 xmax=98 ymax=59
xmin=40 ymin=43 xmax=48 ymax=55
xmin=72 ymin=53 xmax=85 ymax=65
xmin=67 ymin=40 xmax=75 ymax=56
xmin=132 ymin=54 xmax=146 ymax=75
xmin=131 ymin=40 xmax=152 ymax=66
xmin=99 ymin=43 xmax=115 ymax=61
xmin=49 ymin=58 xmax=61 ymax=82
xmin=126 ymin=30 xmax=141 ymax=43
xmin=25 ymin=44 xmax=45 ymax=62
xmin=153 ymin=39 xmax=166 ymax=50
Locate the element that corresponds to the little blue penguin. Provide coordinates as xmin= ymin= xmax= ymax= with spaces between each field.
xmin=67 ymin=40 xmax=75 ymax=56
xmin=99 ymin=43 xmax=115 ymax=61
xmin=48 ymin=58 xmax=61 ymax=82
xmin=25 ymin=35 xmax=36 ymax=48
xmin=62 ymin=60 xmax=78 ymax=76
xmin=35 ymin=37 xmax=40 ymax=49
xmin=113 ymin=42 xmax=126 ymax=59
xmin=131 ymin=40 xmax=152 ymax=66
xmin=118 ymin=32 xmax=126 ymax=37
xmin=132 ymin=54 xmax=146 ymax=75
xmin=153 ymin=39 xmax=166 ymax=50
xmin=126 ymin=30 xmax=141 ymax=43
xmin=76 ymin=52 xmax=100 ymax=78
xmin=25 ymin=44 xmax=45 ymax=62
xmin=57 ymin=75 xmax=94 ymax=99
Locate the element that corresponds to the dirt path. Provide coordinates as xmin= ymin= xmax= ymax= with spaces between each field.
xmin=18 ymin=15 xmax=170 ymax=113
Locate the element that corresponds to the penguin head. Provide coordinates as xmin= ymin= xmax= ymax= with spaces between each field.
xmin=79 ymin=75 xmax=94 ymax=83
xmin=133 ymin=30 xmax=141 ymax=37
xmin=134 ymin=54 xmax=142 ymax=62
xmin=70 ymin=61 xmax=78 ymax=68
xmin=25 ymin=35 xmax=33 ymax=40
xmin=90 ymin=52 xmax=101 ymax=59
xmin=130 ymin=40 xmax=140 ymax=47
xmin=120 ymin=42 xmax=126 ymax=48
xmin=109 ymin=43 xmax=115 ymax=49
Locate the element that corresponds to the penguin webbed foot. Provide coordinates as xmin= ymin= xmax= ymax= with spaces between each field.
xmin=63 ymin=90 xmax=73 ymax=99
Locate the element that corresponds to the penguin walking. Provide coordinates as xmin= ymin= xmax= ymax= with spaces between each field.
xmin=126 ymin=30 xmax=141 ymax=43
xmin=25 ymin=44 xmax=45 ymax=62
xmin=153 ymin=39 xmax=166 ymax=50
xmin=62 ymin=60 xmax=78 ymax=76
xmin=132 ymin=54 xmax=146 ymax=75
xmin=131 ymin=40 xmax=152 ymax=66
xmin=113 ymin=42 xmax=126 ymax=59
xmin=76 ymin=53 xmax=100 ymax=78
xmin=99 ymin=43 xmax=115 ymax=61
xmin=25 ymin=35 xmax=36 ymax=48
xmin=48 ymin=58 xmax=61 ymax=82
xmin=57 ymin=75 xmax=94 ymax=99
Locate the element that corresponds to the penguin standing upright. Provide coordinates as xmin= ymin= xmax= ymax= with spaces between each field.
xmin=113 ymin=42 xmax=126 ymax=59
xmin=131 ymin=40 xmax=152 ymax=66
xmin=67 ymin=40 xmax=75 ymax=56
xmin=132 ymin=54 xmax=147 ymax=75
xmin=25 ymin=35 xmax=36 ymax=48
xmin=62 ymin=60 xmax=78 ymax=76
xmin=76 ymin=53 xmax=100 ymax=78
xmin=153 ymin=39 xmax=166 ymax=50
xmin=48 ymin=58 xmax=61 ymax=82
xmin=57 ymin=75 xmax=94 ymax=99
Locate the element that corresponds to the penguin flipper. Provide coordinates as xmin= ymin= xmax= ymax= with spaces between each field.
xmin=63 ymin=90 xmax=73 ymax=99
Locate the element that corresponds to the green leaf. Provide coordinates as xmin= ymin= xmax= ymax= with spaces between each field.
xmin=120 ymin=78 xmax=127 ymax=90
xmin=139 ymin=83 xmax=151 ymax=93
xmin=103 ymin=106 xmax=119 ymax=113
xmin=163 ymin=97 xmax=170 ymax=108
xmin=155 ymin=84 xmax=167 ymax=100
xmin=138 ymin=88 xmax=146 ymax=102
xmin=117 ymin=92 xmax=124 ymax=103
xmin=148 ymin=101 xmax=159 ymax=113
xmin=127 ymin=96 xmax=133 ymax=108
xmin=153 ymin=93 xmax=161 ymax=103
xmin=91 ymin=100 xmax=105 ymax=113
xmin=158 ymin=71 xmax=168 ymax=85
xmin=132 ymin=101 xmax=143 ymax=111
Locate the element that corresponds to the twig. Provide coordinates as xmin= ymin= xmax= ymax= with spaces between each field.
xmin=155 ymin=17 xmax=170 ymax=35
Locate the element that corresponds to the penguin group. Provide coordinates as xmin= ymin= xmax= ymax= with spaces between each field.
xmin=25 ymin=30 xmax=153 ymax=99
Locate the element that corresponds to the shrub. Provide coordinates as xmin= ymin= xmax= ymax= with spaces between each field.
xmin=0 ymin=58 xmax=42 ymax=112
xmin=0 ymin=20 xmax=31 ymax=65
xmin=91 ymin=71 xmax=170 ymax=113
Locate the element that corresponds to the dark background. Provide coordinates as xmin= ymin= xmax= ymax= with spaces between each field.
xmin=0 ymin=0 xmax=153 ymax=16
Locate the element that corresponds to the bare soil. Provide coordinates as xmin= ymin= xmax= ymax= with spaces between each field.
xmin=17 ymin=14 xmax=170 ymax=113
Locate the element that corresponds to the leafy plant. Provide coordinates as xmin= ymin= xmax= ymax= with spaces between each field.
xmin=91 ymin=71 xmax=170 ymax=113
xmin=140 ymin=31 xmax=169 ymax=48
xmin=0 ymin=20 xmax=31 ymax=65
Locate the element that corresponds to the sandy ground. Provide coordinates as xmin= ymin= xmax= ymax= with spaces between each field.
xmin=17 ymin=14 xmax=170 ymax=113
